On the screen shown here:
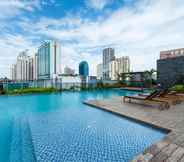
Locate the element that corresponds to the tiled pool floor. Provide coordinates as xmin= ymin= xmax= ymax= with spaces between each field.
xmin=84 ymin=96 xmax=184 ymax=162
xmin=0 ymin=90 xmax=166 ymax=162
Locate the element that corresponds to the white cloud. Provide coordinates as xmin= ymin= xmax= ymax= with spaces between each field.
xmin=0 ymin=0 xmax=42 ymax=19
xmin=1 ymin=0 xmax=184 ymax=77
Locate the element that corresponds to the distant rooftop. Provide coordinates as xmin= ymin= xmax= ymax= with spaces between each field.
xmin=160 ymin=48 xmax=184 ymax=60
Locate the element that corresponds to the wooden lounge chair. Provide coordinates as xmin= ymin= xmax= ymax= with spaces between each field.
xmin=123 ymin=90 xmax=170 ymax=110
xmin=139 ymin=89 xmax=182 ymax=105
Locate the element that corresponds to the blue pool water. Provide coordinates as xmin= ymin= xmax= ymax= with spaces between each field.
xmin=0 ymin=89 xmax=166 ymax=162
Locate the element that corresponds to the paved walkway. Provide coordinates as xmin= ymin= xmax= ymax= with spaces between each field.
xmin=84 ymin=96 xmax=184 ymax=162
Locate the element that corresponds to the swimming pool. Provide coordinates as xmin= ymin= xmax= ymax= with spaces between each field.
xmin=0 ymin=89 xmax=166 ymax=162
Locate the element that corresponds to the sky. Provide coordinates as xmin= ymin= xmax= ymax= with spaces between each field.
xmin=0 ymin=0 xmax=184 ymax=78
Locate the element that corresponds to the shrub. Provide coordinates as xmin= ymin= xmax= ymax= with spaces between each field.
xmin=6 ymin=87 xmax=59 ymax=95
xmin=170 ymin=84 xmax=184 ymax=93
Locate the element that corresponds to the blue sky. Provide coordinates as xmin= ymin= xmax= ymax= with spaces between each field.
xmin=0 ymin=0 xmax=184 ymax=77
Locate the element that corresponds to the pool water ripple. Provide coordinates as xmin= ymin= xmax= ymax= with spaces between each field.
xmin=0 ymin=90 xmax=166 ymax=162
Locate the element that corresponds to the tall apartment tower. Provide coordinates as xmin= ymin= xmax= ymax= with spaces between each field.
xmin=109 ymin=56 xmax=130 ymax=80
xmin=33 ymin=53 xmax=38 ymax=80
xmin=10 ymin=64 xmax=17 ymax=81
xmin=16 ymin=50 xmax=30 ymax=81
xmin=37 ymin=40 xmax=61 ymax=80
xmin=102 ymin=48 xmax=115 ymax=80
xmin=97 ymin=63 xmax=103 ymax=80
xmin=29 ymin=57 xmax=34 ymax=81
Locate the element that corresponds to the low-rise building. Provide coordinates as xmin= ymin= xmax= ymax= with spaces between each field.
xmin=64 ymin=66 xmax=75 ymax=75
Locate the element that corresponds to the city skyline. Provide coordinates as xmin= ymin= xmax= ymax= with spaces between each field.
xmin=1 ymin=0 xmax=184 ymax=78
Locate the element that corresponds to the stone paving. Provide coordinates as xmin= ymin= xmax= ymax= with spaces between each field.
xmin=84 ymin=96 xmax=184 ymax=162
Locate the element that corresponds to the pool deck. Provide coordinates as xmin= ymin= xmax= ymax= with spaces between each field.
xmin=84 ymin=96 xmax=184 ymax=162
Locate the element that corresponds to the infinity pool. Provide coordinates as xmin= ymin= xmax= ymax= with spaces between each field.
xmin=0 ymin=89 xmax=166 ymax=162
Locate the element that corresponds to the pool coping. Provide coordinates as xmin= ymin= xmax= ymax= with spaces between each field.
xmin=83 ymin=98 xmax=184 ymax=162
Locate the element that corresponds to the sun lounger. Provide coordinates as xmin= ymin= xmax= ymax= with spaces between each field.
xmin=123 ymin=91 xmax=170 ymax=110
xmin=139 ymin=89 xmax=182 ymax=105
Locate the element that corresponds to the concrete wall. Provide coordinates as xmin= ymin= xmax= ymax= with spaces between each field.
xmin=157 ymin=56 xmax=184 ymax=88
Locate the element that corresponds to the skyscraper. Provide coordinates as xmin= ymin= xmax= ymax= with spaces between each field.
xmin=10 ymin=50 xmax=36 ymax=81
xmin=33 ymin=53 xmax=38 ymax=80
xmin=16 ymin=50 xmax=30 ymax=81
xmin=79 ymin=61 xmax=89 ymax=77
xmin=96 ymin=63 xmax=103 ymax=80
xmin=109 ymin=56 xmax=130 ymax=80
xmin=37 ymin=40 xmax=61 ymax=80
xmin=10 ymin=64 xmax=16 ymax=81
xmin=29 ymin=57 xmax=34 ymax=81
xmin=103 ymin=48 xmax=115 ymax=80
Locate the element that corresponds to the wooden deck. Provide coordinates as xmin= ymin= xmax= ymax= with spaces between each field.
xmin=84 ymin=96 xmax=184 ymax=162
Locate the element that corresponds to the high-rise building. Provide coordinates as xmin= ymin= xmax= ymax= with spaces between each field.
xmin=37 ymin=40 xmax=61 ymax=80
xmin=29 ymin=57 xmax=34 ymax=81
xmin=103 ymin=48 xmax=115 ymax=80
xmin=109 ymin=56 xmax=130 ymax=80
xmin=10 ymin=64 xmax=16 ymax=81
xmin=79 ymin=61 xmax=89 ymax=77
xmin=64 ymin=66 xmax=75 ymax=75
xmin=160 ymin=48 xmax=184 ymax=59
xmin=96 ymin=63 xmax=103 ymax=80
xmin=16 ymin=50 xmax=30 ymax=81
xmin=33 ymin=53 xmax=38 ymax=80
xmin=10 ymin=50 xmax=36 ymax=81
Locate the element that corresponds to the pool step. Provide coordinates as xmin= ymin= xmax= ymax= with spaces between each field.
xmin=9 ymin=117 xmax=37 ymax=162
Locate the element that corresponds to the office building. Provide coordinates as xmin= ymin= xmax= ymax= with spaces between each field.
xmin=64 ymin=66 xmax=75 ymax=75
xmin=79 ymin=61 xmax=89 ymax=77
xmin=109 ymin=56 xmax=130 ymax=80
xmin=37 ymin=40 xmax=61 ymax=80
xmin=97 ymin=63 xmax=103 ymax=80
xmin=157 ymin=55 xmax=184 ymax=88
xmin=160 ymin=48 xmax=184 ymax=59
xmin=103 ymin=48 xmax=115 ymax=80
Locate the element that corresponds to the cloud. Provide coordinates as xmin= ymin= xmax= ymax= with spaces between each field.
xmin=86 ymin=0 xmax=112 ymax=10
xmin=0 ymin=0 xmax=43 ymax=20
xmin=1 ymin=0 xmax=184 ymax=77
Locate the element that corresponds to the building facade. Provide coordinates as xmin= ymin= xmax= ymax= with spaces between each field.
xmin=64 ymin=66 xmax=75 ymax=75
xmin=10 ymin=50 xmax=36 ymax=81
xmin=109 ymin=56 xmax=130 ymax=80
xmin=33 ymin=53 xmax=38 ymax=80
xmin=96 ymin=63 xmax=103 ymax=80
xmin=37 ymin=40 xmax=61 ymax=80
xmin=10 ymin=64 xmax=17 ymax=81
xmin=29 ymin=57 xmax=34 ymax=81
xmin=160 ymin=48 xmax=184 ymax=60
xmin=103 ymin=48 xmax=115 ymax=80
xmin=157 ymin=56 xmax=184 ymax=88
xmin=79 ymin=61 xmax=89 ymax=77
xmin=15 ymin=51 xmax=30 ymax=81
